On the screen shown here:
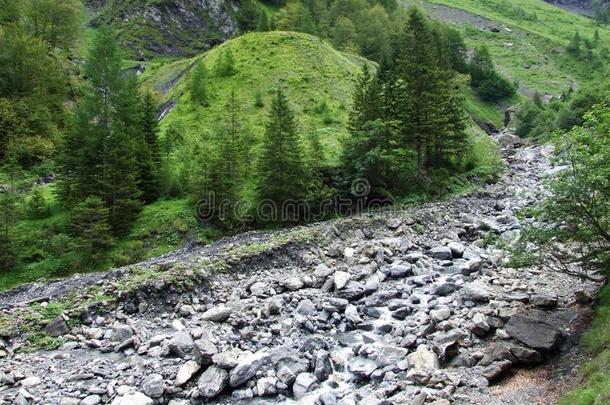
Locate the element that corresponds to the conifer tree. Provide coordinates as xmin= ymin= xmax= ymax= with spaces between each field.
xmin=203 ymin=91 xmax=243 ymax=225
xmin=257 ymin=9 xmax=272 ymax=31
xmin=138 ymin=90 xmax=161 ymax=203
xmin=69 ymin=196 xmax=113 ymax=262
xmin=190 ymin=61 xmax=209 ymax=106
xmin=256 ymin=86 xmax=307 ymax=220
xmin=57 ymin=28 xmax=142 ymax=235
xmin=394 ymin=8 xmax=448 ymax=172
xmin=215 ymin=48 xmax=236 ymax=77
xmin=567 ymin=32 xmax=581 ymax=56
xmin=348 ymin=65 xmax=383 ymax=133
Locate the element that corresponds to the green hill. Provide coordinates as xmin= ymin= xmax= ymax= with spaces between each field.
xmin=142 ymin=31 xmax=372 ymax=164
xmin=404 ymin=0 xmax=610 ymax=96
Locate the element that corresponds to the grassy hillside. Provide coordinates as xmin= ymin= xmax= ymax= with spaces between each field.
xmin=143 ymin=31 xmax=372 ymax=164
xmin=404 ymin=0 xmax=610 ymax=96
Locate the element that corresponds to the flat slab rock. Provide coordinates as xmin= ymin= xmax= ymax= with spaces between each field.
xmin=505 ymin=314 xmax=562 ymax=351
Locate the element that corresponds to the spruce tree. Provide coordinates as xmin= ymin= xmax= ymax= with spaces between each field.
xmin=203 ymin=90 xmax=243 ymax=225
xmin=215 ymin=48 xmax=236 ymax=77
xmin=190 ymin=61 xmax=209 ymax=107
xmin=257 ymin=9 xmax=272 ymax=32
xmin=69 ymin=196 xmax=113 ymax=262
xmin=57 ymin=28 xmax=142 ymax=235
xmin=348 ymin=65 xmax=383 ymax=133
xmin=138 ymin=90 xmax=161 ymax=203
xmin=256 ymin=86 xmax=307 ymax=220
xmin=567 ymin=32 xmax=581 ymax=56
xmin=395 ymin=8 xmax=448 ymax=173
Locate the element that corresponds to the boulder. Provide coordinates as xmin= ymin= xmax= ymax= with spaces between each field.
xmin=505 ymin=315 xmax=561 ymax=351
xmin=407 ymin=345 xmax=439 ymax=370
xmin=531 ymin=294 xmax=558 ymax=308
xmin=293 ymin=373 xmax=318 ymax=399
xmin=229 ymin=352 xmax=270 ymax=387
xmin=481 ymin=360 xmax=512 ymax=382
xmin=296 ymin=299 xmax=317 ymax=316
xmin=198 ymin=366 xmax=228 ymax=398
xmin=140 ymin=374 xmax=164 ymax=398
xmin=168 ymin=331 xmax=198 ymax=359
xmin=111 ymin=392 xmax=153 ymax=405
xmin=283 ymin=277 xmax=304 ymax=291
xmin=461 ymin=282 xmax=494 ymax=302
xmin=256 ymin=376 xmax=278 ymax=396
xmin=375 ymin=345 xmax=409 ymax=368
xmin=428 ymin=246 xmax=453 ymax=260
xmin=333 ymin=271 xmax=351 ymax=290
xmin=201 ymin=305 xmax=233 ymax=322
xmin=175 ymin=361 xmax=201 ymax=386
xmin=45 ymin=316 xmax=70 ymax=337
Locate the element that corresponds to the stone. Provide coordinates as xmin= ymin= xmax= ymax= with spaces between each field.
xmin=461 ymin=282 xmax=494 ymax=302
xmin=313 ymin=350 xmax=332 ymax=382
xmin=296 ymin=299 xmax=317 ymax=316
xmin=333 ymin=271 xmax=351 ymax=290
xmin=293 ymin=373 xmax=318 ymax=399
xmin=447 ymin=242 xmax=465 ymax=258
xmin=479 ymin=343 xmax=516 ymax=367
xmin=531 ymin=294 xmax=558 ymax=308
xmin=376 ymin=345 xmax=409 ymax=368
xmin=20 ymin=376 xmax=41 ymax=387
xmin=201 ymin=305 xmax=233 ymax=322
xmin=407 ymin=345 xmax=439 ymax=370
xmin=229 ymin=352 xmax=270 ymax=387
xmin=349 ymin=357 xmax=377 ymax=379
xmin=386 ymin=218 xmax=401 ymax=229
xmin=168 ymin=331 xmax=198 ymax=359
xmin=256 ymin=376 xmax=278 ymax=396
xmin=111 ymin=392 xmax=153 ymax=405
xmin=283 ymin=277 xmax=304 ymax=291
xmin=213 ymin=349 xmax=241 ymax=369
xmin=509 ymin=345 xmax=542 ymax=365
xmin=505 ymin=315 xmax=561 ymax=351
xmin=430 ymin=306 xmax=451 ymax=322
xmin=390 ymin=263 xmax=413 ymax=278
xmin=471 ymin=313 xmax=490 ymax=337
xmin=45 ymin=316 xmax=70 ymax=337
xmin=433 ymin=329 xmax=465 ymax=360
xmin=112 ymin=324 xmax=134 ymax=342
xmin=175 ymin=360 xmax=201 ymax=386
xmin=345 ymin=305 xmax=363 ymax=324
xmin=250 ymin=281 xmax=267 ymax=296
xmin=141 ymin=374 xmax=164 ymax=398
xmin=481 ymin=360 xmax=512 ymax=382
xmin=198 ymin=366 xmax=228 ymax=398
xmin=81 ymin=395 xmax=101 ymax=405
xmin=428 ymin=246 xmax=453 ymax=260
xmin=195 ymin=338 xmax=218 ymax=365
xmin=433 ymin=283 xmax=457 ymax=296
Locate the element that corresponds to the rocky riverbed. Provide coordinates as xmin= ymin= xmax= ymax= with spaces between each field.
xmin=0 ymin=134 xmax=602 ymax=405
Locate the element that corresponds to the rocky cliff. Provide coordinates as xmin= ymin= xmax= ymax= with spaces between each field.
xmin=88 ymin=0 xmax=239 ymax=59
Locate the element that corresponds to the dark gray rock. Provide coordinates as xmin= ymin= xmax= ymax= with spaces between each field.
xmin=505 ymin=315 xmax=562 ymax=351
xmin=45 ymin=316 xmax=70 ymax=337
xmin=229 ymin=352 xmax=270 ymax=387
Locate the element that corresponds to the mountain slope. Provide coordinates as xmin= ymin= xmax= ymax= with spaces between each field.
xmin=404 ymin=0 xmax=610 ymax=96
xmin=87 ymin=0 xmax=238 ymax=58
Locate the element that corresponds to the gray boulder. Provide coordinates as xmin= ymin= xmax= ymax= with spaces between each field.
xmin=229 ymin=352 xmax=270 ymax=387
xmin=505 ymin=315 xmax=561 ymax=351
xmin=198 ymin=366 xmax=228 ymax=399
xmin=201 ymin=305 xmax=233 ymax=322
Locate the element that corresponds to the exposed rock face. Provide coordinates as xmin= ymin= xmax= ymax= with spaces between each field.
xmin=0 ymin=136 xmax=601 ymax=405
xmin=87 ymin=0 xmax=238 ymax=58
